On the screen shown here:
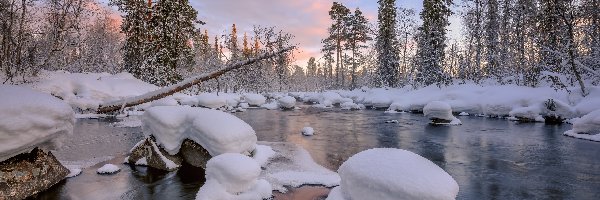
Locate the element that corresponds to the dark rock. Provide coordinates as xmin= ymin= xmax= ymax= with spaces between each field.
xmin=179 ymin=139 xmax=212 ymax=169
xmin=430 ymin=118 xmax=452 ymax=124
xmin=544 ymin=115 xmax=564 ymax=125
xmin=127 ymin=138 xmax=182 ymax=171
xmin=0 ymin=148 xmax=68 ymax=200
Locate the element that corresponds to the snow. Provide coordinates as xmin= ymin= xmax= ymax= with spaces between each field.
xmin=252 ymin=145 xmax=276 ymax=167
xmin=332 ymin=148 xmax=459 ymax=200
xmin=0 ymin=85 xmax=75 ymax=162
xmin=423 ymin=101 xmax=454 ymax=121
xmin=135 ymin=157 xmax=148 ymax=166
xmin=564 ymin=110 xmax=600 ymax=141
xmin=97 ymin=164 xmax=121 ymax=174
xmin=340 ymin=102 xmax=364 ymax=110
xmin=111 ymin=116 xmax=142 ymax=128
xmin=385 ymin=120 xmax=399 ymax=123
xmin=195 ymin=153 xmax=272 ymax=200
xmin=261 ymin=101 xmax=279 ymax=110
xmin=29 ymin=70 xmax=158 ymax=111
xmin=301 ymin=127 xmax=315 ymax=136
xmin=509 ymin=105 xmax=545 ymax=122
xmin=142 ymin=106 xmax=257 ymax=156
xmin=423 ymin=101 xmax=462 ymax=125
xmin=459 ymin=112 xmax=470 ymax=116
xmin=196 ymin=93 xmax=227 ymax=109
xmin=65 ymin=167 xmax=82 ymax=178
xmin=259 ymin=142 xmax=340 ymax=192
xmin=150 ymin=97 xmax=179 ymax=107
xmin=278 ymin=96 xmax=296 ymax=109
xmin=244 ymin=93 xmax=267 ymax=106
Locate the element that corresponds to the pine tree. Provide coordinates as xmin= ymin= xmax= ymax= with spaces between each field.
xmin=414 ymin=0 xmax=452 ymax=87
xmin=326 ymin=2 xmax=351 ymax=88
xmin=345 ymin=8 xmax=371 ymax=89
xmin=376 ymin=0 xmax=401 ymax=87
xmin=110 ymin=0 xmax=148 ymax=79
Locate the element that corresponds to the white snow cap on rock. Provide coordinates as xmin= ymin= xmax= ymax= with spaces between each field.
xmin=143 ymin=106 xmax=257 ymax=156
xmin=328 ymin=148 xmax=459 ymax=200
xmin=278 ymin=96 xmax=296 ymax=109
xmin=564 ymin=109 xmax=600 ymax=141
xmin=424 ymin=101 xmax=462 ymax=125
xmin=301 ymin=127 xmax=315 ymax=136
xmin=196 ymin=93 xmax=227 ymax=109
xmin=243 ymin=93 xmax=266 ymax=106
xmin=195 ymin=153 xmax=272 ymax=200
xmin=97 ymin=164 xmax=120 ymax=174
xmin=424 ymin=101 xmax=454 ymax=120
xmin=0 ymin=85 xmax=75 ymax=162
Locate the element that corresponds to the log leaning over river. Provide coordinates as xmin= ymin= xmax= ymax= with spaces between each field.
xmin=97 ymin=47 xmax=295 ymax=114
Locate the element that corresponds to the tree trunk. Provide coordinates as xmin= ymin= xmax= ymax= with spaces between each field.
xmin=97 ymin=47 xmax=294 ymax=113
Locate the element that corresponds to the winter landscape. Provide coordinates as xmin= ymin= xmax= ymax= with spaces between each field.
xmin=1 ymin=0 xmax=599 ymax=200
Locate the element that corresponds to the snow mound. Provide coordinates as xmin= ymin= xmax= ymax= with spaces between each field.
xmin=29 ymin=70 xmax=158 ymax=111
xmin=424 ymin=101 xmax=454 ymax=120
xmin=332 ymin=148 xmax=459 ymax=200
xmin=244 ymin=93 xmax=266 ymax=106
xmin=0 ymin=85 xmax=75 ymax=162
xmin=424 ymin=101 xmax=462 ymax=125
xmin=195 ymin=153 xmax=272 ymax=200
xmin=196 ymin=93 xmax=227 ymax=109
xmin=564 ymin=110 xmax=600 ymax=141
xmin=252 ymin=145 xmax=276 ymax=167
xmin=301 ymin=127 xmax=315 ymax=136
xmin=143 ymin=106 xmax=257 ymax=156
xmin=340 ymin=102 xmax=364 ymax=110
xmin=97 ymin=164 xmax=120 ymax=174
xmin=259 ymin=142 xmax=340 ymax=192
xmin=65 ymin=167 xmax=82 ymax=178
xmin=509 ymin=105 xmax=544 ymax=122
xmin=261 ymin=101 xmax=279 ymax=110
xmin=458 ymin=112 xmax=470 ymax=116
xmin=278 ymin=96 xmax=296 ymax=109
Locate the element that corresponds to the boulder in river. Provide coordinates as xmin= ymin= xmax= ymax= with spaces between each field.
xmin=179 ymin=139 xmax=212 ymax=169
xmin=127 ymin=138 xmax=182 ymax=171
xmin=0 ymin=148 xmax=69 ymax=200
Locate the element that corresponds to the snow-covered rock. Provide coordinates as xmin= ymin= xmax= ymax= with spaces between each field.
xmin=195 ymin=153 xmax=272 ymax=200
xmin=261 ymin=101 xmax=279 ymax=110
xmin=97 ymin=164 xmax=120 ymax=174
xmin=278 ymin=96 xmax=296 ymax=109
xmin=509 ymin=105 xmax=545 ymax=122
xmin=196 ymin=93 xmax=227 ymax=109
xmin=340 ymin=102 xmax=364 ymax=110
xmin=328 ymin=148 xmax=459 ymax=200
xmin=143 ymin=106 xmax=257 ymax=156
xmin=0 ymin=85 xmax=75 ymax=162
xmin=127 ymin=138 xmax=182 ymax=171
xmin=424 ymin=101 xmax=461 ymax=125
xmin=244 ymin=93 xmax=267 ymax=107
xmin=301 ymin=127 xmax=315 ymax=136
xmin=564 ymin=110 xmax=600 ymax=142
xmin=458 ymin=112 xmax=470 ymax=116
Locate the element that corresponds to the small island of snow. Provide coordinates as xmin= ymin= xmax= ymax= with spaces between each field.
xmin=97 ymin=164 xmax=121 ymax=174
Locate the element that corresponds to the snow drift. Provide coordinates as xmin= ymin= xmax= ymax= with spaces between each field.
xmin=0 ymin=85 xmax=75 ymax=162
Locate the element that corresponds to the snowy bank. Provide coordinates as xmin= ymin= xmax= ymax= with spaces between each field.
xmin=29 ymin=70 xmax=158 ymax=111
xmin=564 ymin=110 xmax=600 ymax=142
xmin=142 ymin=106 xmax=257 ymax=156
xmin=327 ymin=148 xmax=458 ymax=200
xmin=0 ymin=85 xmax=75 ymax=162
xmin=195 ymin=153 xmax=272 ymax=200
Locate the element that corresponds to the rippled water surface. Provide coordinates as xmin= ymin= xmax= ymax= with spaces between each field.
xmin=38 ymin=107 xmax=600 ymax=199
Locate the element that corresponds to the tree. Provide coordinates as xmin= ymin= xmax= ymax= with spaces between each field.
xmin=376 ymin=0 xmax=401 ymax=87
xmin=326 ymin=2 xmax=350 ymax=88
xmin=414 ymin=0 xmax=452 ymax=87
xmin=345 ymin=8 xmax=371 ymax=89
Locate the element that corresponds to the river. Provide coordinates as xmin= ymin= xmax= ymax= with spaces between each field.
xmin=37 ymin=107 xmax=600 ymax=199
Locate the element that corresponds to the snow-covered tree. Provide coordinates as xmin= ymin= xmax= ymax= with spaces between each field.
xmin=414 ymin=0 xmax=452 ymax=87
xmin=376 ymin=0 xmax=401 ymax=87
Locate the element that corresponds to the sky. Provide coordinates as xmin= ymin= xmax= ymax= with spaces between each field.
xmin=102 ymin=0 xmax=463 ymax=66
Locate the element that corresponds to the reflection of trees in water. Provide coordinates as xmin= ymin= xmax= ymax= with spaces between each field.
xmin=127 ymin=163 xmax=206 ymax=199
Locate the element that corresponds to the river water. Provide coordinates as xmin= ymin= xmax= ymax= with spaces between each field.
xmin=37 ymin=107 xmax=600 ymax=199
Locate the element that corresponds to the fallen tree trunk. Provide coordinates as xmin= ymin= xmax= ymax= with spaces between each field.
xmin=97 ymin=47 xmax=294 ymax=113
